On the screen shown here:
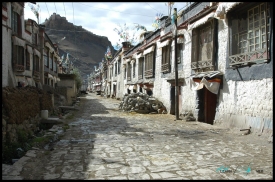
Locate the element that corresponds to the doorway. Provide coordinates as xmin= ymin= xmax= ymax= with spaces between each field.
xmin=197 ymin=86 xmax=217 ymax=125
xmin=170 ymin=86 xmax=175 ymax=115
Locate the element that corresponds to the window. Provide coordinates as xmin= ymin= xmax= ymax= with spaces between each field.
xmin=177 ymin=42 xmax=184 ymax=71
xmin=118 ymin=58 xmax=121 ymax=74
xmin=114 ymin=62 xmax=117 ymax=76
xmin=11 ymin=11 xmax=19 ymax=34
xmin=104 ymin=69 xmax=107 ymax=79
xmin=109 ymin=66 xmax=112 ymax=79
xmin=161 ymin=43 xmax=171 ymax=73
xmin=127 ymin=62 xmax=131 ymax=81
xmin=177 ymin=43 xmax=183 ymax=64
xmin=33 ymin=54 xmax=39 ymax=77
xmin=32 ymin=33 xmax=38 ymax=46
xmin=144 ymin=52 xmax=154 ymax=78
xmin=124 ymin=66 xmax=126 ymax=79
xmin=191 ymin=19 xmax=216 ymax=72
xmin=25 ymin=49 xmax=30 ymax=70
xmin=138 ymin=57 xmax=144 ymax=79
xmin=33 ymin=54 xmax=39 ymax=73
xmin=13 ymin=45 xmax=24 ymax=71
xmin=44 ymin=48 xmax=49 ymax=67
xmin=49 ymin=52 xmax=53 ymax=70
xmin=54 ymin=57 xmax=58 ymax=72
xmin=229 ymin=3 xmax=270 ymax=66
xmin=11 ymin=9 xmax=21 ymax=35
xmin=133 ymin=61 xmax=136 ymax=78
xmin=53 ymin=60 xmax=57 ymax=72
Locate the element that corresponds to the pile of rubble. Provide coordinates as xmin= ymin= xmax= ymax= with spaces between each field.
xmin=119 ymin=92 xmax=167 ymax=114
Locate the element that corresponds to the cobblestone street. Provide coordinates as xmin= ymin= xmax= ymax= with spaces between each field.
xmin=2 ymin=93 xmax=273 ymax=180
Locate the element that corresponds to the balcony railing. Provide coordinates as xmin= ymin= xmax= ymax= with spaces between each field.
xmin=191 ymin=60 xmax=214 ymax=70
xmin=14 ymin=64 xmax=25 ymax=72
xmin=33 ymin=70 xmax=40 ymax=77
xmin=161 ymin=63 xmax=171 ymax=73
xmin=229 ymin=49 xmax=269 ymax=67
xmin=144 ymin=69 xmax=153 ymax=78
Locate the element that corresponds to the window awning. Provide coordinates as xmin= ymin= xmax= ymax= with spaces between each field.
xmin=45 ymin=42 xmax=54 ymax=52
xmin=33 ymin=48 xmax=41 ymax=58
xmin=48 ymin=73 xmax=54 ymax=79
xmin=215 ymin=2 xmax=243 ymax=19
xmin=187 ymin=71 xmax=222 ymax=94
xmin=159 ymin=39 xmax=170 ymax=48
xmin=26 ymin=77 xmax=33 ymax=86
xmin=187 ymin=77 xmax=221 ymax=94
xmin=26 ymin=45 xmax=33 ymax=54
xmin=136 ymin=53 xmax=143 ymax=58
xmin=171 ymin=37 xmax=185 ymax=45
xmin=113 ymin=82 xmax=117 ymax=85
xmin=188 ymin=12 xmax=215 ymax=30
xmin=143 ymin=45 xmax=155 ymax=55
xmin=12 ymin=3 xmax=23 ymax=15
xmin=115 ymin=56 xmax=121 ymax=62
xmin=12 ymin=36 xmax=25 ymax=47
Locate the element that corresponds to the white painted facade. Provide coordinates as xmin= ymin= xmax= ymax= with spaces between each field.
xmin=2 ymin=2 xmax=13 ymax=87
xmin=107 ymin=2 xmax=273 ymax=134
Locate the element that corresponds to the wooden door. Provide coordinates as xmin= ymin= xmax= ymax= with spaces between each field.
xmin=170 ymin=86 xmax=175 ymax=115
xmin=204 ymin=87 xmax=217 ymax=125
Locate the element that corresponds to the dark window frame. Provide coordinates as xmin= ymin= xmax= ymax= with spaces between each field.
xmin=138 ymin=57 xmax=144 ymax=80
xmin=25 ymin=49 xmax=30 ymax=70
xmin=161 ymin=43 xmax=172 ymax=73
xmin=127 ymin=62 xmax=131 ymax=81
xmin=144 ymin=51 xmax=154 ymax=78
xmin=228 ymin=2 xmax=270 ymax=67
xmin=191 ymin=19 xmax=216 ymax=72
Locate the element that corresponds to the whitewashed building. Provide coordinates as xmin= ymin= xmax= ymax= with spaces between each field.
xmin=106 ymin=2 xmax=273 ymax=134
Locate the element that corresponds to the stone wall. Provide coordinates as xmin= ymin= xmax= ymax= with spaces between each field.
xmin=2 ymin=86 xmax=53 ymax=143
xmin=214 ymin=78 xmax=273 ymax=134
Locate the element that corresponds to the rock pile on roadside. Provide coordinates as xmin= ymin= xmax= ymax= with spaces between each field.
xmin=119 ymin=92 xmax=167 ymax=114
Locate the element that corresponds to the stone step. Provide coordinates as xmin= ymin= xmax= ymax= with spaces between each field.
xmin=40 ymin=117 xmax=64 ymax=124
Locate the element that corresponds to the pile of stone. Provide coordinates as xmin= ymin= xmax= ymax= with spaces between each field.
xmin=119 ymin=92 xmax=167 ymax=114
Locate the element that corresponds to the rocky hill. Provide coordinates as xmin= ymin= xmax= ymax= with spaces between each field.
xmin=43 ymin=13 xmax=116 ymax=78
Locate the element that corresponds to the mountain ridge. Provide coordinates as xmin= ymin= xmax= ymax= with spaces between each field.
xmin=43 ymin=13 xmax=116 ymax=78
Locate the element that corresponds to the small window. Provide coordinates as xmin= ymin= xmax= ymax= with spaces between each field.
xmin=13 ymin=45 xmax=24 ymax=71
xmin=127 ymin=62 xmax=131 ymax=81
xmin=25 ymin=49 xmax=30 ymax=70
xmin=144 ymin=52 xmax=154 ymax=78
xmin=161 ymin=44 xmax=171 ymax=73
xmin=133 ymin=61 xmax=136 ymax=78
xmin=138 ymin=57 xmax=144 ymax=79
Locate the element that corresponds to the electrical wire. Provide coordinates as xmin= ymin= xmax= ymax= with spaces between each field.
xmin=45 ymin=2 xmax=51 ymax=18
xmin=79 ymin=3 xmax=154 ymax=17
xmin=145 ymin=3 xmax=160 ymax=13
xmin=63 ymin=2 xmax=66 ymax=18
xmin=54 ymin=2 xmax=57 ymax=13
xmin=72 ymin=2 xmax=76 ymax=44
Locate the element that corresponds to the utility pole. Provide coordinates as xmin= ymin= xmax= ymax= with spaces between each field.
xmin=173 ymin=8 xmax=179 ymax=120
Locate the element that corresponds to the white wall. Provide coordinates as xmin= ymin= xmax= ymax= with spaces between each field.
xmin=2 ymin=3 xmax=16 ymax=87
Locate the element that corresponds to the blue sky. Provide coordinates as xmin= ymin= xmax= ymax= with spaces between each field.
xmin=24 ymin=2 xmax=188 ymax=48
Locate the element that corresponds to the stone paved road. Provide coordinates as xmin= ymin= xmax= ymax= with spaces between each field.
xmin=2 ymin=93 xmax=273 ymax=180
